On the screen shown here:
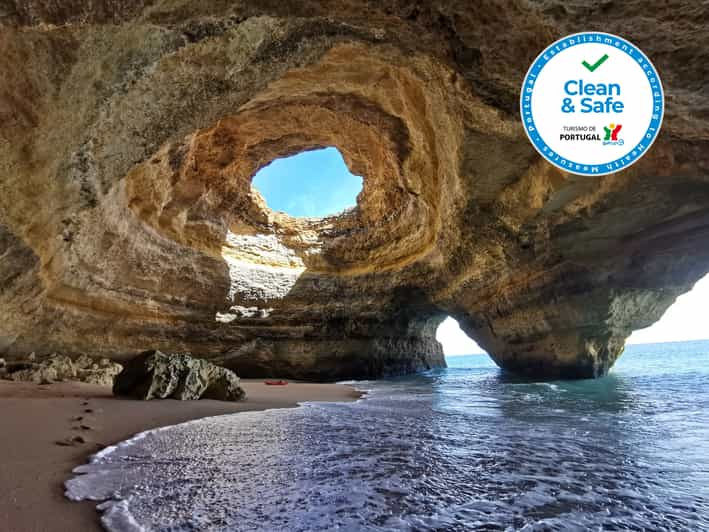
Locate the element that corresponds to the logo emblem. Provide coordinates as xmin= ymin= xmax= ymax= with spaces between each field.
xmin=603 ymin=123 xmax=623 ymax=145
xmin=520 ymin=32 xmax=664 ymax=176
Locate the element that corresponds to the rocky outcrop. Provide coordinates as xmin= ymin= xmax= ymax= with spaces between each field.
xmin=5 ymin=354 xmax=123 ymax=385
xmin=113 ymin=351 xmax=246 ymax=401
xmin=0 ymin=2 xmax=708 ymax=379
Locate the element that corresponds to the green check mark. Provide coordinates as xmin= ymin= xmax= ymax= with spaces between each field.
xmin=582 ymin=53 xmax=609 ymax=72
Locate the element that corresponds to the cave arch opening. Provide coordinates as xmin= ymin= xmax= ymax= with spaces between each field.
xmin=436 ymin=316 xmax=487 ymax=358
xmin=627 ymin=272 xmax=709 ymax=345
xmin=251 ymin=146 xmax=363 ymax=218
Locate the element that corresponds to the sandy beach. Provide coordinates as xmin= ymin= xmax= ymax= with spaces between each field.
xmin=0 ymin=379 xmax=361 ymax=532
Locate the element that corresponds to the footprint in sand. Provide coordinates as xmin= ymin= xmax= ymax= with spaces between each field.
xmin=55 ymin=435 xmax=86 ymax=447
xmin=57 ymin=401 xmax=96 ymax=446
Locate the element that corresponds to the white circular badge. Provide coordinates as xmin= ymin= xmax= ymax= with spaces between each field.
xmin=520 ymin=32 xmax=664 ymax=176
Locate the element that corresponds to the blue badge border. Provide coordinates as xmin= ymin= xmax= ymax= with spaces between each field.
xmin=520 ymin=32 xmax=664 ymax=176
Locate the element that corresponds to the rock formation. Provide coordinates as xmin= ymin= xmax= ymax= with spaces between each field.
xmin=0 ymin=1 xmax=707 ymax=379
xmin=5 ymin=354 xmax=123 ymax=385
xmin=113 ymin=351 xmax=246 ymax=401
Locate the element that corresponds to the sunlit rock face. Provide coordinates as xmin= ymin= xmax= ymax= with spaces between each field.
xmin=1 ymin=1 xmax=708 ymax=380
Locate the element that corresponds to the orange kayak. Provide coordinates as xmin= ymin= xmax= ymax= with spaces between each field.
xmin=264 ymin=380 xmax=288 ymax=386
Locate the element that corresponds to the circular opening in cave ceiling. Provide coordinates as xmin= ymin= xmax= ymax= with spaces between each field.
xmin=251 ymin=147 xmax=363 ymax=219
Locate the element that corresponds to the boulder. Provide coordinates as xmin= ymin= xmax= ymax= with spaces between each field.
xmin=112 ymin=351 xmax=246 ymax=401
xmin=75 ymin=355 xmax=123 ymax=386
xmin=6 ymin=353 xmax=122 ymax=385
xmin=9 ymin=354 xmax=76 ymax=384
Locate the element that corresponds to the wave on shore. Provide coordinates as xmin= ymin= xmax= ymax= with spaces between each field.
xmin=66 ymin=343 xmax=709 ymax=531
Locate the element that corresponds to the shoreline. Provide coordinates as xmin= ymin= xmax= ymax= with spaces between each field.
xmin=0 ymin=379 xmax=362 ymax=532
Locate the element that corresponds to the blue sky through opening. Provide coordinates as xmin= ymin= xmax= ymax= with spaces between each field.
xmin=251 ymin=147 xmax=362 ymax=218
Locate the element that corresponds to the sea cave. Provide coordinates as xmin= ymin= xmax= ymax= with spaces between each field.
xmin=1 ymin=1 xmax=708 ymax=384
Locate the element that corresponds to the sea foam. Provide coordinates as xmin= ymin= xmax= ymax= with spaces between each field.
xmin=66 ymin=345 xmax=709 ymax=531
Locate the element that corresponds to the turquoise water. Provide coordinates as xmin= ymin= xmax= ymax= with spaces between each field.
xmin=66 ymin=341 xmax=709 ymax=531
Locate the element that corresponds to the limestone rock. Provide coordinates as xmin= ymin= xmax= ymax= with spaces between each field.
xmin=6 ymin=353 xmax=122 ymax=385
xmin=113 ymin=351 xmax=246 ymax=401
xmin=0 ymin=2 xmax=708 ymax=379
xmin=76 ymin=356 xmax=124 ymax=386
xmin=9 ymin=354 xmax=76 ymax=384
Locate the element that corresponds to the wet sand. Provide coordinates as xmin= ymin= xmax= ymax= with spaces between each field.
xmin=0 ymin=379 xmax=361 ymax=532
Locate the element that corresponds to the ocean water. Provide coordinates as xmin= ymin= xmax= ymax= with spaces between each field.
xmin=66 ymin=341 xmax=709 ymax=531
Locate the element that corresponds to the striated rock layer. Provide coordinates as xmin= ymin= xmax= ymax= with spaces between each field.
xmin=0 ymin=1 xmax=708 ymax=380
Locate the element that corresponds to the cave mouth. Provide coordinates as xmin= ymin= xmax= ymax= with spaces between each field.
xmin=436 ymin=316 xmax=487 ymax=357
xmin=251 ymin=147 xmax=363 ymax=219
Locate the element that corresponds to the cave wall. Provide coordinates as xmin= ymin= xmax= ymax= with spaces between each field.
xmin=0 ymin=1 xmax=708 ymax=379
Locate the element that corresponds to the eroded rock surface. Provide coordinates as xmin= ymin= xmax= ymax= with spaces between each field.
xmin=5 ymin=354 xmax=123 ymax=385
xmin=0 ymin=1 xmax=708 ymax=379
xmin=113 ymin=351 xmax=246 ymax=401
